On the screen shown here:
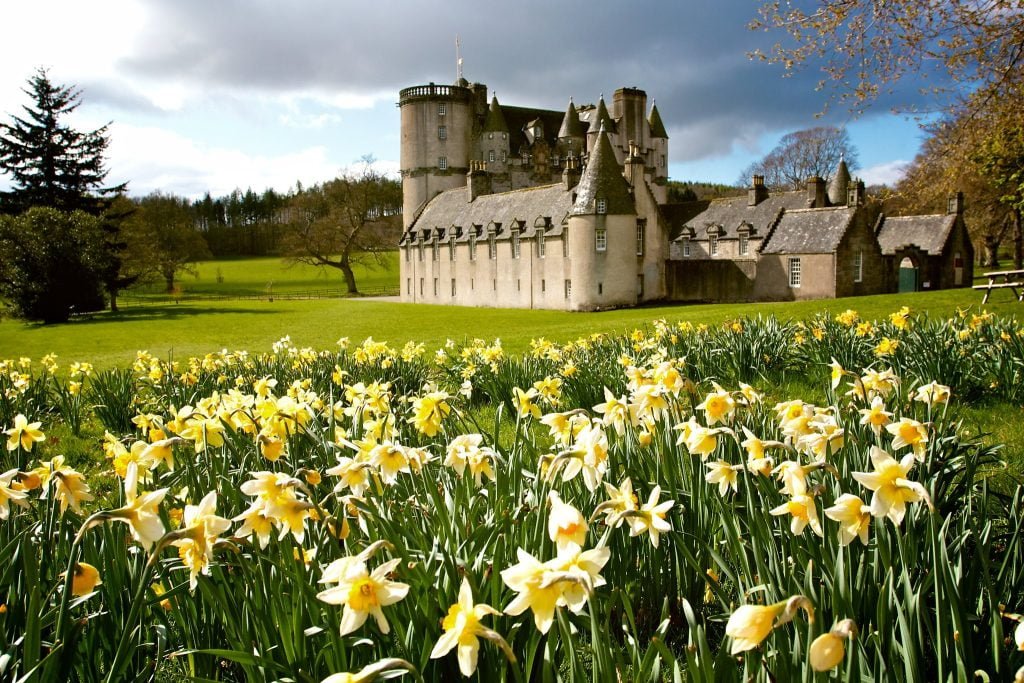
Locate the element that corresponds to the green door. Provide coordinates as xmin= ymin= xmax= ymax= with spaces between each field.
xmin=898 ymin=266 xmax=918 ymax=292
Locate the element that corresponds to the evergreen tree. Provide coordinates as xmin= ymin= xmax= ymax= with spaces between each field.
xmin=0 ymin=68 xmax=125 ymax=215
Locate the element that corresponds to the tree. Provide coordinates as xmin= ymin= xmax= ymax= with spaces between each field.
xmin=0 ymin=208 xmax=107 ymax=322
xmin=750 ymin=1 xmax=1024 ymax=119
xmin=280 ymin=159 xmax=401 ymax=294
xmin=129 ymin=192 xmax=211 ymax=292
xmin=0 ymin=68 xmax=124 ymax=215
xmin=738 ymin=126 xmax=858 ymax=191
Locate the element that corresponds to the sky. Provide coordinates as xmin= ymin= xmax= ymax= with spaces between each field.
xmin=0 ymin=0 xmax=938 ymax=200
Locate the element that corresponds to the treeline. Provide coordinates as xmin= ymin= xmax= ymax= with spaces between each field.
xmin=191 ymin=187 xmax=291 ymax=257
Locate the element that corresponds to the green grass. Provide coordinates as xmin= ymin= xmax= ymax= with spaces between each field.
xmin=128 ymin=253 xmax=400 ymax=296
xmin=1 ymin=282 xmax=1021 ymax=369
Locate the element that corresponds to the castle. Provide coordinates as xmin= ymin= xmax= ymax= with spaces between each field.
xmin=398 ymin=78 xmax=973 ymax=310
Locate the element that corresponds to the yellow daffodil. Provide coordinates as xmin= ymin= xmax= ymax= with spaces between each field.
xmin=321 ymin=659 xmax=417 ymax=683
xmin=828 ymin=359 xmax=844 ymax=390
xmin=726 ymin=596 xmax=814 ymax=654
xmin=705 ymin=460 xmax=742 ymax=496
xmin=316 ymin=556 xmax=409 ymax=636
xmin=852 ymin=445 xmax=932 ymax=525
xmin=598 ymin=477 xmax=638 ymax=527
xmin=823 ymin=493 xmax=871 ymax=546
xmin=409 ymin=390 xmax=451 ymax=437
xmin=430 ymin=577 xmax=503 ymax=677
xmin=547 ymin=491 xmax=588 ymax=550
xmin=512 ymin=387 xmax=542 ymax=419
xmin=770 ymin=493 xmax=824 ymax=537
xmin=5 ymin=414 xmax=45 ymax=452
xmin=885 ymin=418 xmax=929 ymax=460
xmin=37 ymin=456 xmax=94 ymax=515
xmin=858 ymin=396 xmax=892 ymax=435
xmin=913 ymin=381 xmax=951 ymax=406
xmin=69 ymin=561 xmax=102 ymax=597
xmin=873 ymin=337 xmax=899 ymax=356
xmin=233 ymin=502 xmax=275 ymax=549
xmin=0 ymin=469 xmax=30 ymax=519
xmin=809 ymin=619 xmax=857 ymax=671
xmin=105 ymin=463 xmax=168 ymax=551
xmin=171 ymin=491 xmax=232 ymax=590
xmin=626 ymin=485 xmax=674 ymax=548
xmin=696 ymin=384 xmax=735 ymax=425
xmin=592 ymin=388 xmax=629 ymax=430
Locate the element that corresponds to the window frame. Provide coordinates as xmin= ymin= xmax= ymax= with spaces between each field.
xmin=438 ymin=156 xmax=447 ymax=170
xmin=788 ymin=257 xmax=802 ymax=288
xmin=636 ymin=219 xmax=646 ymax=256
xmin=596 ymin=198 xmax=607 ymax=214
xmin=854 ymin=250 xmax=863 ymax=283
xmin=438 ymin=125 xmax=447 ymax=140
xmin=595 ymin=227 xmax=607 ymax=252
xmin=438 ymin=103 xmax=446 ymax=116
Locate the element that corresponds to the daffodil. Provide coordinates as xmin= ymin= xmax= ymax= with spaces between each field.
xmin=598 ymin=477 xmax=638 ymax=527
xmin=725 ymin=596 xmax=813 ymax=654
xmin=770 ymin=493 xmax=824 ymax=537
xmin=430 ymin=577 xmax=503 ymax=676
xmin=320 ymin=659 xmax=418 ymax=683
xmin=171 ymin=491 xmax=232 ymax=590
xmin=823 ymin=493 xmax=871 ymax=546
xmin=809 ymin=619 xmax=857 ymax=671
xmin=409 ymin=390 xmax=451 ymax=437
xmin=37 ymin=456 xmax=93 ymax=515
xmin=885 ymin=418 xmax=929 ymax=460
xmin=501 ymin=549 xmax=563 ymax=633
xmin=626 ymin=485 xmax=674 ymax=547
xmin=696 ymin=384 xmax=735 ymax=425
xmin=5 ymin=414 xmax=45 ymax=452
xmin=104 ymin=463 xmax=168 ymax=551
xmin=913 ymin=381 xmax=951 ymax=406
xmin=233 ymin=502 xmax=275 ymax=549
xmin=547 ymin=491 xmax=588 ymax=550
xmin=705 ymin=460 xmax=742 ymax=496
xmin=858 ymin=396 xmax=892 ymax=435
xmin=852 ymin=445 xmax=932 ymax=525
xmin=512 ymin=387 xmax=542 ymax=419
xmin=69 ymin=562 xmax=102 ymax=597
xmin=316 ymin=556 xmax=409 ymax=636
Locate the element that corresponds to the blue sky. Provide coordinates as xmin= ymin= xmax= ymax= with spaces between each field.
xmin=1 ymin=1 xmax=938 ymax=199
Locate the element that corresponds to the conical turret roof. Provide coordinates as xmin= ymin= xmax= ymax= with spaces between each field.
xmin=828 ymin=158 xmax=851 ymax=206
xmin=484 ymin=96 xmax=508 ymax=133
xmin=648 ymin=102 xmax=668 ymax=139
xmin=592 ymin=96 xmax=615 ymax=132
xmin=558 ymin=98 xmax=584 ymax=138
xmin=571 ymin=123 xmax=634 ymax=216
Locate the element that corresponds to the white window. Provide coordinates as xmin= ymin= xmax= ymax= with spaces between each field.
xmin=596 ymin=198 xmax=607 ymax=214
xmin=438 ymin=103 xmax=446 ymax=116
xmin=789 ymin=257 xmax=802 ymax=287
xmin=564 ymin=279 xmax=571 ymax=299
xmin=595 ymin=227 xmax=607 ymax=252
xmin=660 ymin=155 xmax=666 ymax=167
xmin=438 ymin=125 xmax=447 ymax=140
xmin=538 ymin=231 xmax=546 ymax=258
xmin=854 ymin=250 xmax=863 ymax=283
xmin=449 ymin=236 xmax=456 ymax=260
xmin=709 ymin=234 xmax=719 ymax=256
xmin=438 ymin=157 xmax=447 ymax=170
xmin=636 ymin=219 xmax=646 ymax=256
xmin=683 ymin=237 xmax=691 ymax=258
xmin=488 ymin=150 xmax=495 ymax=163
xmin=512 ymin=230 xmax=520 ymax=258
xmin=488 ymin=234 xmax=496 ymax=259
xmin=739 ymin=233 xmax=748 ymax=256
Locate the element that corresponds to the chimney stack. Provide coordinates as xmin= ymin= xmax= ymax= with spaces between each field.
xmin=806 ymin=176 xmax=827 ymax=208
xmin=847 ymin=179 xmax=865 ymax=207
xmin=562 ymin=154 xmax=581 ymax=190
xmin=947 ymin=191 xmax=964 ymax=215
xmin=748 ymin=174 xmax=769 ymax=206
xmin=467 ymin=161 xmax=491 ymax=202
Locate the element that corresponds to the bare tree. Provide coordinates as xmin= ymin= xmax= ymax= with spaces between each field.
xmin=280 ymin=159 xmax=401 ymax=294
xmin=739 ymin=126 xmax=858 ymax=190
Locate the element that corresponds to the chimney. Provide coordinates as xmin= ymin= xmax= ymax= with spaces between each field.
xmin=806 ymin=176 xmax=826 ymax=208
xmin=947 ymin=191 xmax=964 ymax=215
xmin=847 ymin=179 xmax=865 ymax=207
xmin=562 ymin=154 xmax=581 ymax=190
xmin=623 ymin=140 xmax=644 ymax=187
xmin=748 ymin=174 xmax=769 ymax=206
xmin=467 ymin=161 xmax=491 ymax=202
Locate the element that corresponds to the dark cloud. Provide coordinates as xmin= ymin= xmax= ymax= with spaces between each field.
xmin=120 ymin=0 xmax=938 ymax=163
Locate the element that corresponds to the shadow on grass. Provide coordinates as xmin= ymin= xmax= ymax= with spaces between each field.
xmin=38 ymin=305 xmax=279 ymax=326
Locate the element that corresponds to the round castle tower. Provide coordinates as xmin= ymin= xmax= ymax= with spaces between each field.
xmin=399 ymin=81 xmax=483 ymax=228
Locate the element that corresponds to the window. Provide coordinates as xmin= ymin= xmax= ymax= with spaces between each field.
xmin=552 ymin=154 xmax=560 ymax=167
xmin=501 ymin=150 xmax=507 ymax=162
xmin=404 ymin=245 xmax=410 ymax=262
xmin=517 ymin=279 xmax=521 ymax=291
xmin=512 ymin=230 xmax=520 ymax=258
xmin=596 ymin=198 xmax=607 ymax=214
xmin=451 ymin=279 xmax=456 ymax=296
xmin=538 ymin=231 xmax=546 ymax=258
xmin=488 ymin=132 xmax=494 ymax=140
xmin=438 ymin=103 xmax=446 ymax=116
xmin=595 ymin=227 xmax=607 ymax=252
xmin=564 ymin=279 xmax=571 ymax=299
xmin=660 ymin=155 xmax=666 ymax=167
xmin=789 ymin=257 xmax=802 ymax=287
xmin=431 ymin=240 xmax=439 ymax=261
xmin=419 ymin=278 xmax=424 ymax=296
xmin=542 ymin=279 xmax=546 ymax=292
xmin=488 ymin=234 xmax=497 ymax=260
xmin=854 ymin=250 xmax=863 ymax=283
xmin=492 ymin=279 xmax=497 ymax=290
xmin=433 ymin=278 xmax=438 ymax=296
xmin=488 ymin=150 xmax=495 ymax=163
xmin=739 ymin=233 xmax=749 ymax=256
xmin=682 ymin=237 xmax=691 ymax=258
xmin=449 ymin=236 xmax=456 ymax=260
xmin=637 ymin=274 xmax=645 ymax=297
xmin=438 ymin=125 xmax=447 ymax=140
xmin=418 ymin=242 xmax=424 ymax=261
xmin=534 ymin=125 xmax=542 ymax=140
xmin=709 ymin=234 xmax=719 ymax=256
xmin=469 ymin=235 xmax=476 ymax=260
xmin=406 ymin=278 xmax=411 ymax=295
xmin=598 ymin=283 xmax=603 ymax=295
xmin=636 ymin=219 xmax=646 ymax=256
xmin=438 ymin=156 xmax=447 ymax=170
xmin=562 ymin=232 xmax=568 ymax=257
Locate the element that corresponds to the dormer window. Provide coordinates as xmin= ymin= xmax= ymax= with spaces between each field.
xmin=596 ymin=198 xmax=607 ymax=214
xmin=534 ymin=125 xmax=542 ymax=140
xmin=709 ymin=234 xmax=719 ymax=256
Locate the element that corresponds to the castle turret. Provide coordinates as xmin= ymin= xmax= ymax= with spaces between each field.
xmin=399 ymin=81 xmax=476 ymax=227
xmin=647 ymin=101 xmax=670 ymax=200
xmin=828 ymin=157 xmax=851 ymax=206
xmin=568 ymin=124 xmax=637 ymax=311
xmin=480 ymin=95 xmax=510 ymax=171
xmin=557 ymin=98 xmax=585 ymax=160
xmin=648 ymin=102 xmax=668 ymax=140
xmin=612 ymin=87 xmax=648 ymax=156
xmin=586 ymin=96 xmax=616 ymax=158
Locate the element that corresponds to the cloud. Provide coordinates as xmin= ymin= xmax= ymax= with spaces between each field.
xmin=860 ymin=160 xmax=909 ymax=187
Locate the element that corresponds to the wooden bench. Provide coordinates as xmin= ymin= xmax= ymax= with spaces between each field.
xmin=975 ymin=270 xmax=1024 ymax=303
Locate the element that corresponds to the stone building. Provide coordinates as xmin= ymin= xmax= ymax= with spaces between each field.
xmin=397 ymin=78 xmax=974 ymax=309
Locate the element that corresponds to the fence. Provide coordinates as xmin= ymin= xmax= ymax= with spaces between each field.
xmin=118 ymin=285 xmax=399 ymax=307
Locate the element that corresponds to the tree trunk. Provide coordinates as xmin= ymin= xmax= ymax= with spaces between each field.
xmin=109 ymin=288 xmax=119 ymax=313
xmin=983 ymin=234 xmax=1002 ymax=268
xmin=164 ymin=271 xmax=175 ymax=293
xmin=341 ymin=262 xmax=358 ymax=294
xmin=1014 ymin=209 xmax=1023 ymax=270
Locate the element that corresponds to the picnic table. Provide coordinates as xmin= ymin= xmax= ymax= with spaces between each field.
xmin=973 ymin=269 xmax=1024 ymax=303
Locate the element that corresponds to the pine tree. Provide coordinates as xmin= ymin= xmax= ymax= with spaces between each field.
xmin=0 ymin=68 xmax=125 ymax=215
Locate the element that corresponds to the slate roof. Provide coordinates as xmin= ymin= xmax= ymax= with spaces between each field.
xmin=403 ymin=183 xmax=573 ymax=244
xmin=760 ymin=207 xmax=856 ymax=254
xmin=558 ymin=99 xmax=585 ymax=139
xmin=672 ymin=191 xmax=807 ymax=239
xmin=500 ymin=105 xmax=574 ymax=152
xmin=571 ymin=124 xmax=635 ymax=216
xmin=648 ymin=103 xmax=668 ymax=139
xmin=484 ymin=96 xmax=509 ymax=133
xmin=876 ymin=214 xmax=956 ymax=255
xmin=828 ymin=159 xmax=851 ymax=205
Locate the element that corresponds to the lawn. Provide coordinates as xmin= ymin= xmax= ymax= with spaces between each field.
xmin=1 ymin=282 xmax=1020 ymax=369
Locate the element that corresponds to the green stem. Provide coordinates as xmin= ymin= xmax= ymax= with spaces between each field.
xmin=104 ymin=539 xmax=166 ymax=683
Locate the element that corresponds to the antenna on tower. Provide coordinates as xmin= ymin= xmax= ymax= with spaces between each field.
xmin=456 ymin=36 xmax=464 ymax=82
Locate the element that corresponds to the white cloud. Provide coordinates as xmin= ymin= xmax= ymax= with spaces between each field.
xmin=278 ymin=112 xmax=343 ymax=129
xmin=860 ymin=160 xmax=909 ymax=187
